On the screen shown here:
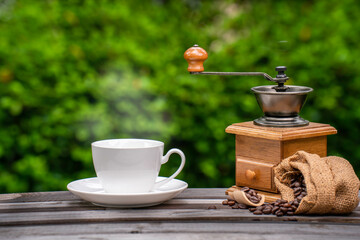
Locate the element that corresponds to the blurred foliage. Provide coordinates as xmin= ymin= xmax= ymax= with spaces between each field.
xmin=0 ymin=0 xmax=359 ymax=193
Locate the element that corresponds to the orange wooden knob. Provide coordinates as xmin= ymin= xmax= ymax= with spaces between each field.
xmin=245 ymin=170 xmax=256 ymax=181
xmin=184 ymin=44 xmax=208 ymax=72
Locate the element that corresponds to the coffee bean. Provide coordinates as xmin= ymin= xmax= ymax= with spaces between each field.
xmin=276 ymin=211 xmax=284 ymax=217
xmin=249 ymin=208 xmax=256 ymax=212
xmin=238 ymin=203 xmax=248 ymax=209
xmin=222 ymin=200 xmax=228 ymax=205
xmin=250 ymin=196 xmax=260 ymax=203
xmin=249 ymin=190 xmax=256 ymax=196
xmin=272 ymin=206 xmax=280 ymax=214
xmin=265 ymin=205 xmax=273 ymax=210
xmin=262 ymin=208 xmax=272 ymax=214
xmin=280 ymin=207 xmax=288 ymax=213
xmin=253 ymin=210 xmax=263 ymax=215
xmin=241 ymin=187 xmax=250 ymax=192
xmin=245 ymin=193 xmax=252 ymax=199
xmin=294 ymin=182 xmax=301 ymax=188
xmin=283 ymin=203 xmax=291 ymax=208
xmin=293 ymin=201 xmax=299 ymax=206
xmin=280 ymin=199 xmax=288 ymax=204
xmin=228 ymin=200 xmax=235 ymax=206
xmin=208 ymin=205 xmax=217 ymax=209
xmin=294 ymin=191 xmax=301 ymax=197
xmin=256 ymin=206 xmax=264 ymax=211
xmin=232 ymin=204 xmax=239 ymax=209
xmin=275 ymin=209 xmax=283 ymax=216
xmin=287 ymin=211 xmax=294 ymax=216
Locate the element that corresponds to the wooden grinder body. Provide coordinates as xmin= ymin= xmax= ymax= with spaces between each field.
xmin=226 ymin=121 xmax=337 ymax=200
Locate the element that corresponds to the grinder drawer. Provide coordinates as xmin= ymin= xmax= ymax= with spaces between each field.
xmin=236 ymin=157 xmax=277 ymax=192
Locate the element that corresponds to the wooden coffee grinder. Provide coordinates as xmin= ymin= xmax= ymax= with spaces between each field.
xmin=184 ymin=45 xmax=337 ymax=201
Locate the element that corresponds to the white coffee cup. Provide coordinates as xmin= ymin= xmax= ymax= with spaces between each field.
xmin=91 ymin=139 xmax=186 ymax=193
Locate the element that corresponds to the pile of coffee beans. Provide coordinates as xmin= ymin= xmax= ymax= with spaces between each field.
xmin=222 ymin=174 xmax=307 ymax=217
xmin=241 ymin=186 xmax=262 ymax=204
xmin=222 ymin=199 xmax=248 ymax=209
xmin=290 ymin=174 xmax=307 ymax=202
xmin=248 ymin=199 xmax=298 ymax=216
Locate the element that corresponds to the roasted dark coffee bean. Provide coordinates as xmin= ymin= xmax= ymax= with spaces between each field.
xmin=274 ymin=202 xmax=280 ymax=206
xmin=241 ymin=187 xmax=250 ymax=192
xmin=250 ymin=196 xmax=260 ymax=203
xmin=280 ymin=207 xmax=288 ymax=213
xmin=249 ymin=190 xmax=256 ymax=196
xmin=283 ymin=203 xmax=291 ymax=208
xmin=263 ymin=205 xmax=272 ymax=210
xmin=276 ymin=211 xmax=284 ymax=217
xmin=272 ymin=206 xmax=280 ymax=214
xmin=208 ymin=205 xmax=217 ymax=209
xmin=245 ymin=193 xmax=252 ymax=199
xmin=275 ymin=209 xmax=283 ymax=215
xmin=228 ymin=200 xmax=235 ymax=206
xmin=262 ymin=208 xmax=272 ymax=214
xmin=256 ymin=206 xmax=264 ymax=211
xmin=238 ymin=203 xmax=248 ymax=209
xmin=294 ymin=191 xmax=301 ymax=197
xmin=222 ymin=200 xmax=228 ymax=205
xmin=249 ymin=208 xmax=256 ymax=212
xmin=287 ymin=211 xmax=294 ymax=216
xmin=293 ymin=201 xmax=299 ymax=206
xmin=294 ymin=182 xmax=301 ymax=188
xmin=253 ymin=210 xmax=263 ymax=215
xmin=232 ymin=204 xmax=239 ymax=209
xmin=280 ymin=199 xmax=288 ymax=204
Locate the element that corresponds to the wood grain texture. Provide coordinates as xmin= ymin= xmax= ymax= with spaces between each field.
xmin=236 ymin=135 xmax=281 ymax=163
xmin=235 ymin=158 xmax=276 ymax=191
xmin=226 ymin=121 xmax=337 ymax=141
xmin=0 ymin=189 xmax=359 ymax=240
xmin=2 ymin=222 xmax=360 ymax=240
xmin=1 ymin=208 xmax=360 ymax=226
xmin=282 ymin=136 xmax=327 ymax=158
xmin=0 ymin=189 xmax=226 ymax=203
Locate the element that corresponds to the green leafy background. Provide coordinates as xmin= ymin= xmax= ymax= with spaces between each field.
xmin=0 ymin=0 xmax=359 ymax=192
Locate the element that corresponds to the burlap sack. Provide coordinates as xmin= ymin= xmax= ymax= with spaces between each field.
xmin=274 ymin=151 xmax=360 ymax=215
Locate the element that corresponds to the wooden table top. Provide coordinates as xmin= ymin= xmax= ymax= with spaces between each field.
xmin=1 ymin=189 xmax=360 ymax=239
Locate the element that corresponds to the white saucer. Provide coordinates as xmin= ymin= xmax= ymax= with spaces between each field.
xmin=67 ymin=177 xmax=188 ymax=208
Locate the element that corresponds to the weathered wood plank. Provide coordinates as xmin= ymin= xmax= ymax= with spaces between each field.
xmin=1 ymin=222 xmax=360 ymax=240
xmin=0 ymin=189 xmax=228 ymax=203
xmin=0 ymin=199 xmax=228 ymax=213
xmin=2 ymin=233 xmax=359 ymax=240
xmin=1 ymin=189 xmax=358 ymax=203
xmin=1 ymin=208 xmax=360 ymax=226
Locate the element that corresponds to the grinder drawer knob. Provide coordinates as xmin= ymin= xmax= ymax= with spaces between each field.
xmin=184 ymin=44 xmax=208 ymax=72
xmin=245 ymin=169 xmax=256 ymax=181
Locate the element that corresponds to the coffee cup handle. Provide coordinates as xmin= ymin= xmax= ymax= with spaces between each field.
xmin=153 ymin=148 xmax=186 ymax=190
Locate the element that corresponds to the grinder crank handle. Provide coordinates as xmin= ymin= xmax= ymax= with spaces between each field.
xmin=183 ymin=44 xmax=289 ymax=84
